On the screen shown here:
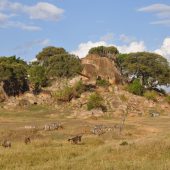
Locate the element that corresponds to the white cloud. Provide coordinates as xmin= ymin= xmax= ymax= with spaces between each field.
xmin=71 ymin=41 xmax=108 ymax=58
xmin=72 ymin=41 xmax=146 ymax=58
xmin=155 ymin=37 xmax=170 ymax=61
xmin=0 ymin=0 xmax=64 ymax=21
xmin=0 ymin=0 xmax=64 ymax=31
xmin=25 ymin=2 xmax=64 ymax=21
xmin=138 ymin=4 xmax=170 ymax=26
xmin=117 ymin=41 xmax=146 ymax=54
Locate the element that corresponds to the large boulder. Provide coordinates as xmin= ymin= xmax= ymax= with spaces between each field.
xmin=81 ymin=54 xmax=122 ymax=84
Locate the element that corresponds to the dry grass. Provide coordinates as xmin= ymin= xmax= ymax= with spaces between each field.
xmin=0 ymin=106 xmax=170 ymax=170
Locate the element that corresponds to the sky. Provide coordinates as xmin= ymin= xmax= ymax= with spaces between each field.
xmin=0 ymin=0 xmax=170 ymax=61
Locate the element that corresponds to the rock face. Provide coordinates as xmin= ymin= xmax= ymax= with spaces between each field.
xmin=81 ymin=54 xmax=122 ymax=84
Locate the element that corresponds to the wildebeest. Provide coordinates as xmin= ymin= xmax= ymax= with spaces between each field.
xmin=68 ymin=135 xmax=82 ymax=144
xmin=44 ymin=122 xmax=63 ymax=131
xmin=2 ymin=140 xmax=11 ymax=148
xmin=24 ymin=137 xmax=31 ymax=144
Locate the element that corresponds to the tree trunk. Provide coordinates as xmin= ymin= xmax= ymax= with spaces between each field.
xmin=0 ymin=81 xmax=8 ymax=100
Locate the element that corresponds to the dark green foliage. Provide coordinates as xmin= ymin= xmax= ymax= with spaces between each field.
xmin=128 ymin=79 xmax=144 ymax=96
xmin=46 ymin=54 xmax=82 ymax=78
xmin=88 ymin=46 xmax=119 ymax=60
xmin=28 ymin=65 xmax=47 ymax=94
xmin=87 ymin=92 xmax=105 ymax=111
xmin=36 ymin=46 xmax=67 ymax=62
xmin=0 ymin=56 xmax=29 ymax=96
xmin=117 ymin=52 xmax=170 ymax=89
xmin=96 ymin=77 xmax=110 ymax=87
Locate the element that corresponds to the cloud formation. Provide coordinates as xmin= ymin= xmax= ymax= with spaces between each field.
xmin=0 ymin=0 xmax=64 ymax=31
xmin=72 ymin=40 xmax=146 ymax=58
xmin=155 ymin=37 xmax=170 ymax=61
xmin=138 ymin=3 xmax=170 ymax=26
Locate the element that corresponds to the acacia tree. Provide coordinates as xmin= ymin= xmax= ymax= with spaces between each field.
xmin=88 ymin=46 xmax=119 ymax=60
xmin=36 ymin=46 xmax=67 ymax=63
xmin=117 ymin=52 xmax=170 ymax=89
xmin=0 ymin=56 xmax=29 ymax=97
xmin=46 ymin=54 xmax=82 ymax=79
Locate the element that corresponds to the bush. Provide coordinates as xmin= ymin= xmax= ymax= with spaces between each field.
xmin=96 ymin=78 xmax=110 ymax=87
xmin=54 ymin=86 xmax=74 ymax=102
xmin=119 ymin=94 xmax=128 ymax=102
xmin=53 ymin=81 xmax=86 ymax=102
xmin=128 ymin=79 xmax=144 ymax=96
xmin=166 ymin=95 xmax=170 ymax=104
xmin=87 ymin=92 xmax=104 ymax=111
xmin=73 ymin=80 xmax=85 ymax=97
xmin=144 ymin=91 xmax=158 ymax=102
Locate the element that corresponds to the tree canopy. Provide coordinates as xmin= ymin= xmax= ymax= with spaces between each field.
xmin=88 ymin=46 xmax=119 ymax=60
xmin=117 ymin=52 xmax=170 ymax=89
xmin=36 ymin=46 xmax=67 ymax=62
xmin=28 ymin=65 xmax=47 ymax=94
xmin=46 ymin=54 xmax=82 ymax=78
xmin=0 ymin=56 xmax=28 ymax=97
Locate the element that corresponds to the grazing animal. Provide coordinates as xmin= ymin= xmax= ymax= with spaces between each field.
xmin=24 ymin=137 xmax=31 ymax=144
xmin=2 ymin=140 xmax=11 ymax=148
xmin=44 ymin=122 xmax=63 ymax=131
xmin=150 ymin=112 xmax=160 ymax=117
xmin=68 ymin=135 xmax=82 ymax=144
xmin=91 ymin=125 xmax=113 ymax=136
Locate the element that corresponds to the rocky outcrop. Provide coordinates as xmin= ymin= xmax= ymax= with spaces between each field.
xmin=81 ymin=54 xmax=122 ymax=84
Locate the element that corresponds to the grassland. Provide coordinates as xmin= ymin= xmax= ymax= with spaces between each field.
xmin=0 ymin=106 xmax=170 ymax=170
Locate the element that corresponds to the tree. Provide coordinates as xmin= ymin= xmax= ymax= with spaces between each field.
xmin=36 ymin=46 xmax=67 ymax=62
xmin=28 ymin=65 xmax=47 ymax=94
xmin=88 ymin=46 xmax=119 ymax=60
xmin=46 ymin=54 xmax=82 ymax=79
xmin=0 ymin=56 xmax=29 ymax=97
xmin=117 ymin=52 xmax=170 ymax=89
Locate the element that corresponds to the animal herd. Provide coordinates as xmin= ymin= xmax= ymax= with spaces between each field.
xmin=1 ymin=122 xmax=115 ymax=148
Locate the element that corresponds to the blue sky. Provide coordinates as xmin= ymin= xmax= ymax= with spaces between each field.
xmin=0 ymin=0 xmax=170 ymax=61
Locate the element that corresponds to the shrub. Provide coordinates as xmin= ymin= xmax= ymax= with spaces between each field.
xmin=54 ymin=86 xmax=74 ymax=102
xmin=166 ymin=95 xmax=170 ymax=104
xmin=144 ymin=91 xmax=158 ymax=102
xmin=128 ymin=79 xmax=144 ymax=96
xmin=119 ymin=94 xmax=128 ymax=102
xmin=73 ymin=80 xmax=85 ymax=97
xmin=96 ymin=78 xmax=110 ymax=87
xmin=87 ymin=92 xmax=104 ymax=111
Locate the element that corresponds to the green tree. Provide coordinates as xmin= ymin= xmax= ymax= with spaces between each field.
xmin=28 ymin=65 xmax=47 ymax=94
xmin=46 ymin=54 xmax=82 ymax=79
xmin=117 ymin=52 xmax=170 ymax=89
xmin=0 ymin=56 xmax=28 ymax=97
xmin=36 ymin=46 xmax=67 ymax=62
xmin=88 ymin=46 xmax=119 ymax=60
